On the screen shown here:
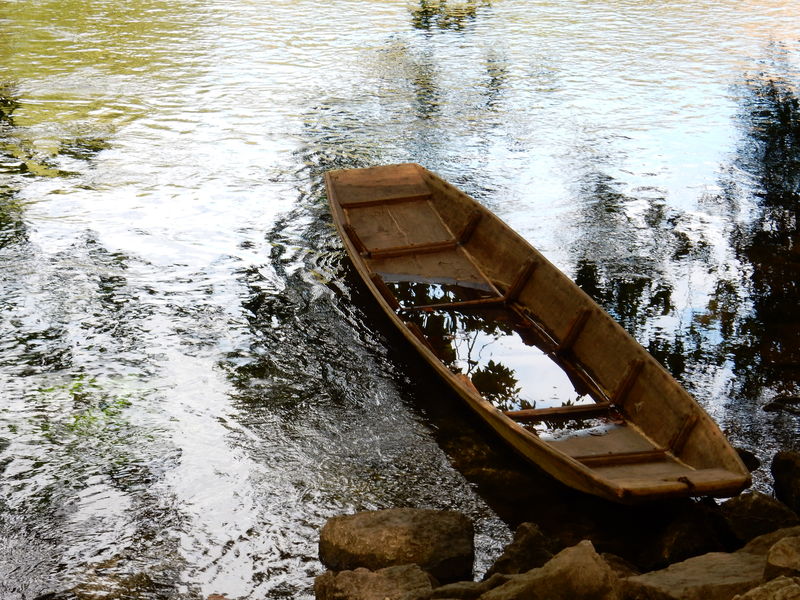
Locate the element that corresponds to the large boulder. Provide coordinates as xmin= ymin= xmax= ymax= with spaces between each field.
xmin=764 ymin=536 xmax=800 ymax=580
xmin=772 ymin=452 xmax=800 ymax=514
xmin=483 ymin=522 xmax=554 ymax=578
xmin=731 ymin=576 xmax=800 ymax=599
xmin=319 ymin=509 xmax=474 ymax=583
xmin=314 ymin=565 xmax=436 ymax=600
xmin=478 ymin=540 xmax=621 ymax=600
xmin=623 ymin=551 xmax=765 ymax=600
xmin=721 ymin=492 xmax=799 ymax=543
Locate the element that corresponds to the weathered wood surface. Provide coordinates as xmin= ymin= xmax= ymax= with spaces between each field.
xmin=325 ymin=163 xmax=751 ymax=503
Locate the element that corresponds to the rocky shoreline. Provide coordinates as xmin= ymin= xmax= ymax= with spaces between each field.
xmin=313 ymin=451 xmax=800 ymax=600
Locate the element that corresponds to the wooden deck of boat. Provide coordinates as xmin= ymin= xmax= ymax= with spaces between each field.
xmin=325 ymin=163 xmax=751 ymax=502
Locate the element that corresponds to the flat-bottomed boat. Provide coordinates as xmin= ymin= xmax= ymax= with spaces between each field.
xmin=325 ymin=163 xmax=751 ymax=503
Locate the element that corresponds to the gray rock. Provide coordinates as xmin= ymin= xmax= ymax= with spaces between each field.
xmin=319 ymin=509 xmax=474 ymax=583
xmin=479 ymin=540 xmax=621 ymax=600
xmin=773 ymin=452 xmax=800 ymax=515
xmin=483 ymin=522 xmax=554 ymax=578
xmin=739 ymin=526 xmax=800 ymax=555
xmin=314 ymin=565 xmax=435 ymax=600
xmin=623 ymin=551 xmax=765 ymax=600
xmin=721 ymin=492 xmax=799 ymax=543
xmin=765 ymin=536 xmax=800 ymax=580
xmin=732 ymin=576 xmax=800 ymax=599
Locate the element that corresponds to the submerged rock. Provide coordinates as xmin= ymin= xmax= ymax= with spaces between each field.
xmin=762 ymin=396 xmax=800 ymax=415
xmin=314 ymin=564 xmax=436 ymax=600
xmin=318 ymin=508 xmax=474 ymax=584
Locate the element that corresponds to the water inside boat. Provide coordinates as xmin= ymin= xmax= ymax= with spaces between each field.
xmin=384 ymin=278 xmax=610 ymax=437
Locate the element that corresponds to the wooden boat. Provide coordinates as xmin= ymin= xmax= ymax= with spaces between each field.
xmin=324 ymin=163 xmax=751 ymax=503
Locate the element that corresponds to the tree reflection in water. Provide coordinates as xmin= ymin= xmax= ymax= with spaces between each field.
xmin=470 ymin=359 xmax=524 ymax=410
xmin=726 ymin=51 xmax=800 ymax=403
xmin=0 ymin=82 xmax=26 ymax=250
xmin=390 ymin=281 xmax=583 ymax=412
xmin=410 ymin=0 xmax=490 ymax=32
xmin=569 ymin=47 xmax=799 ymax=456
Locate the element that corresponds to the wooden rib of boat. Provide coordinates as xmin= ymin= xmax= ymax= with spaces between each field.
xmin=324 ymin=163 xmax=751 ymax=503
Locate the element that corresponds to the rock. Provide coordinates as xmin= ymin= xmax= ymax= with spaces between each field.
xmin=319 ymin=509 xmax=474 ymax=583
xmin=762 ymin=402 xmax=800 ymax=415
xmin=479 ymin=540 xmax=621 ymax=600
xmin=601 ymin=553 xmax=640 ymax=578
xmin=623 ymin=551 xmax=765 ymax=600
xmin=735 ymin=448 xmax=762 ymax=473
xmin=643 ymin=501 xmax=734 ymax=568
xmin=483 ymin=522 xmax=554 ymax=578
xmin=739 ymin=526 xmax=800 ymax=555
xmin=430 ymin=574 xmax=511 ymax=599
xmin=731 ymin=576 xmax=800 ymax=599
xmin=314 ymin=565 xmax=436 ymax=600
xmin=773 ymin=452 xmax=800 ymax=514
xmin=763 ymin=396 xmax=800 ymax=415
xmin=765 ymin=536 xmax=800 ymax=580
xmin=721 ymin=492 xmax=800 ymax=543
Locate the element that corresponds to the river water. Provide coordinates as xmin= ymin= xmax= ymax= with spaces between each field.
xmin=1 ymin=1 xmax=798 ymax=598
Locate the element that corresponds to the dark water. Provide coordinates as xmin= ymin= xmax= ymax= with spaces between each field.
xmin=1 ymin=0 xmax=799 ymax=598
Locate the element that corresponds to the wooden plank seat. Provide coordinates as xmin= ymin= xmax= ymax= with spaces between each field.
xmin=400 ymin=258 xmax=537 ymax=313
xmin=544 ymin=423 xmax=682 ymax=470
xmin=575 ymin=449 xmax=668 ymax=467
xmin=342 ymin=192 xmax=432 ymax=209
xmin=343 ymin=221 xmax=460 ymax=259
xmin=504 ymin=402 xmax=613 ymax=422
xmin=332 ymin=163 xmax=433 ymax=208
xmin=367 ymin=239 xmax=459 ymax=260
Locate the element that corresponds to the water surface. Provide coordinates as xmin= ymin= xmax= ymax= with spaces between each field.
xmin=1 ymin=0 xmax=799 ymax=598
